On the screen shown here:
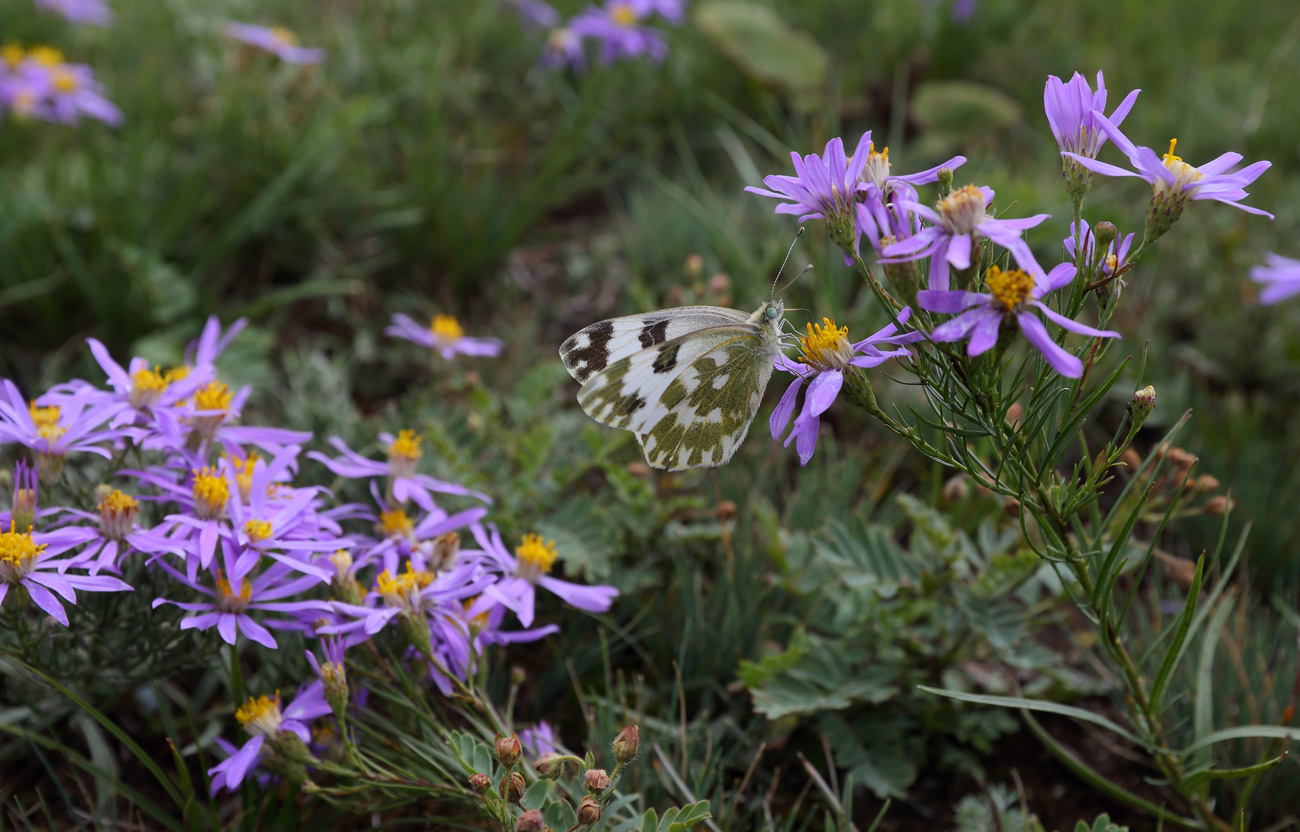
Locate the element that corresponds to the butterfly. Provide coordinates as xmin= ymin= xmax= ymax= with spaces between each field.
xmin=559 ymin=299 xmax=786 ymax=470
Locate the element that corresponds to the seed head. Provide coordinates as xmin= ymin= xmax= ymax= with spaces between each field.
xmin=496 ymin=733 xmax=523 ymax=768
xmin=576 ymin=796 xmax=602 ymax=827
xmin=584 ymin=768 xmax=610 ymax=794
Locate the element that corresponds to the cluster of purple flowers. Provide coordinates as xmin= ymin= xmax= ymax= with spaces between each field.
xmin=506 ymin=0 xmax=685 ymax=71
xmin=0 ymin=313 xmax=614 ymax=793
xmin=751 ymin=70 xmax=1275 ymax=466
xmin=0 ymin=44 xmax=122 ymax=126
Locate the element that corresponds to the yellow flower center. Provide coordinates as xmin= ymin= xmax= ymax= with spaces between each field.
xmin=429 ymin=315 xmax=464 ymax=342
xmin=799 ymin=317 xmax=855 ymax=372
xmin=1158 ymin=138 xmax=1204 ymax=192
xmin=515 ymin=533 xmax=558 ymax=581
xmin=1104 ymin=253 xmax=1119 ymax=274
xmin=194 ymin=381 xmax=233 ymax=411
xmin=858 ymin=143 xmax=892 ymax=191
xmin=463 ymin=596 xmax=490 ymax=629
xmin=228 ymin=452 xmax=261 ymax=502
xmin=270 ymin=26 xmax=298 ymax=46
xmin=192 ymin=467 xmax=230 ymax=519
xmin=129 ymin=366 xmax=186 ymax=408
xmin=2 ymin=44 xmax=25 ymax=68
xmin=379 ymin=509 xmax=414 ymax=539
xmin=244 ymin=519 xmax=273 ymax=543
xmin=609 ymin=2 xmax=638 ymax=26
xmin=11 ymin=89 xmax=36 ymax=116
xmin=936 ymin=184 xmax=988 ymax=235
xmin=984 ymin=265 xmax=1035 ymax=313
xmin=328 ymin=548 xmax=353 ymax=579
xmin=28 ymin=46 xmax=64 ymax=67
xmin=0 ymin=521 xmax=45 ymax=579
xmin=216 ymin=570 xmax=253 ymax=612
xmin=97 ymin=490 xmax=139 ymax=540
xmin=376 ymin=564 xmax=433 ymax=611
xmin=235 ymin=692 xmax=282 ymax=736
xmin=51 ymin=67 xmax=78 ymax=93
xmin=28 ymin=402 xmax=66 ymax=445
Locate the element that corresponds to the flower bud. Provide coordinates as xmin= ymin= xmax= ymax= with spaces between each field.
xmin=584 ymin=768 xmax=610 ymax=794
xmin=534 ymin=752 xmax=568 ymax=780
xmin=510 ymin=665 xmax=527 ymax=686
xmin=1204 ymin=495 xmax=1234 ymax=516
xmin=496 ymin=733 xmax=523 ymax=769
xmin=1129 ymin=386 xmax=1156 ymax=425
xmin=1002 ymin=497 xmax=1021 ymax=518
xmin=684 ymin=253 xmax=703 ymax=277
xmin=516 ymin=810 xmax=546 ymax=832
xmin=936 ymin=166 xmax=954 ymax=198
xmin=269 ymin=729 xmax=316 ymax=767
xmin=577 ymin=796 xmax=602 ymax=827
xmin=1165 ymin=448 xmax=1197 ymax=470
xmin=1119 ymin=448 xmax=1141 ymax=471
xmin=612 ymin=724 xmax=639 ymax=764
xmin=468 ymin=773 xmax=492 ymax=794
xmin=499 ymin=771 xmax=525 ymax=804
xmin=942 ymin=474 xmax=969 ymax=503
xmin=1194 ymin=474 xmax=1220 ymax=494
xmin=1093 ymin=221 xmax=1119 ymax=251
xmin=10 ymin=460 xmax=38 ymax=531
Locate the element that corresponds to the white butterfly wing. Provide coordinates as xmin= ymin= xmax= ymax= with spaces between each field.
xmin=577 ymin=324 xmax=778 ymax=470
xmin=559 ymin=306 xmax=751 ymax=384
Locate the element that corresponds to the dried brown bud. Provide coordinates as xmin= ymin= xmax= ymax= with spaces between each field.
xmin=577 ymin=795 xmax=602 ymax=827
xmin=496 ymin=733 xmax=522 ymax=769
xmin=1003 ymin=497 xmax=1021 ymax=518
xmin=584 ymin=768 xmax=610 ymax=794
xmin=716 ymin=500 xmax=738 ymax=524
xmin=612 ymin=724 xmax=639 ymax=764
xmin=626 ymin=461 xmax=652 ymax=478
xmin=499 ymin=771 xmax=525 ymax=804
xmin=1194 ymin=474 xmax=1220 ymax=494
xmin=516 ymin=809 xmax=546 ymax=832
xmin=708 ymin=272 xmax=731 ymax=294
xmin=1165 ymin=448 xmax=1197 ymax=470
xmin=468 ymin=773 xmax=491 ymax=794
xmin=534 ymin=752 xmax=567 ymax=780
xmin=1156 ymin=550 xmax=1197 ymax=589
xmin=942 ymin=474 xmax=969 ymax=503
xmin=1119 ymin=448 xmax=1141 ymax=471
xmin=1204 ymin=495 xmax=1234 ymax=516
xmin=685 ymin=254 xmax=704 ymax=276
xmin=428 ymin=532 xmax=461 ymax=571
xmin=1004 ymin=402 xmax=1023 ymax=427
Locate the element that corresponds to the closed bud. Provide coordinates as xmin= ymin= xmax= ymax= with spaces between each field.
xmin=1094 ymin=221 xmax=1119 ymax=250
xmin=684 ymin=253 xmax=703 ymax=276
xmin=534 ymin=752 xmax=567 ymax=780
xmin=1204 ymin=495 xmax=1234 ymax=516
xmin=936 ymin=166 xmax=954 ymax=198
xmin=942 ymin=474 xmax=969 ymax=503
xmin=516 ymin=810 xmax=546 ymax=832
xmin=499 ymin=771 xmax=525 ymax=804
xmin=577 ymin=796 xmax=602 ymax=827
xmin=1129 ymin=386 xmax=1156 ymax=425
xmin=1003 ymin=497 xmax=1021 ymax=518
xmin=1004 ymin=402 xmax=1024 ymax=427
xmin=1166 ymin=448 xmax=1197 ymax=470
xmin=612 ymin=724 xmax=639 ymax=764
xmin=716 ymin=500 xmax=738 ymax=524
xmin=510 ymin=665 xmax=527 ymax=686
xmin=496 ymin=733 xmax=523 ymax=769
xmin=1194 ymin=474 xmax=1220 ymax=494
xmin=584 ymin=768 xmax=610 ymax=794
xmin=626 ymin=461 xmax=652 ymax=478
xmin=469 ymin=773 xmax=492 ymax=794
xmin=1119 ymin=448 xmax=1141 ymax=471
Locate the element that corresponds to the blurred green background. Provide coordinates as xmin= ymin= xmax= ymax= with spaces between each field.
xmin=3 ymin=0 xmax=1300 ymax=826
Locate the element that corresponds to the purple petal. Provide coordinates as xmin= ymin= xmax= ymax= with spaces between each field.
xmin=1018 ymin=313 xmax=1082 ymax=377
xmin=770 ymin=377 xmax=805 ymax=440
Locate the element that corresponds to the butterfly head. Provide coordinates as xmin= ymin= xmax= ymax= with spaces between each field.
xmin=752 ymin=298 xmax=784 ymax=332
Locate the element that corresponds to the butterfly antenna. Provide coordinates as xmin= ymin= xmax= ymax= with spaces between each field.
xmin=770 ymin=227 xmax=805 ymax=301
xmin=776 ymin=264 xmax=815 ymax=297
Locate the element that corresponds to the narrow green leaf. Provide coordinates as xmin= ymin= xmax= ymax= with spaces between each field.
xmin=1181 ymin=725 xmax=1300 ymax=755
xmin=1183 ymin=753 xmax=1289 ymax=789
xmin=1149 ymin=553 xmax=1205 ymax=707
xmin=1191 ymin=592 xmax=1237 ymax=779
xmin=917 ymin=686 xmax=1146 ymax=748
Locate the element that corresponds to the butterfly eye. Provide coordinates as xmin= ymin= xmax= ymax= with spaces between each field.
xmin=766 ymin=306 xmax=779 ymax=319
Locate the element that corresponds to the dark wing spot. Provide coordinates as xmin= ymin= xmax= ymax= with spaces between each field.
xmin=652 ymin=343 xmax=680 ymax=374
xmin=638 ymin=320 xmax=670 ymax=348
xmin=562 ymin=320 xmax=615 ymax=382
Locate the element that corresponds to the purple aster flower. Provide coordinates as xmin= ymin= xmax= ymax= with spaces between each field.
xmin=152 ymin=537 xmax=330 ymax=649
xmin=384 ymin=313 xmax=504 ymax=361
xmin=0 ymin=460 xmax=54 ymax=530
xmin=465 ymin=525 xmax=617 ymax=627
xmin=53 ymin=338 xmax=213 ymax=428
xmin=35 ymin=61 xmax=122 ymax=126
xmin=917 ymin=263 xmax=1119 ymax=378
xmin=541 ymin=27 xmax=587 ymax=71
xmin=308 ymin=432 xmax=491 ymax=509
xmin=1250 ymin=253 xmax=1300 ymax=305
xmin=0 ymin=522 xmax=131 ymax=626
xmin=506 ymin=0 xmax=561 ymax=28
xmin=59 ymin=488 xmax=183 ymax=575
xmin=630 ymin=0 xmax=686 ymax=24
xmin=353 ymin=504 xmax=489 ymax=579
xmin=770 ymin=310 xmax=924 ymax=465
xmin=849 ymin=131 xmax=965 ymax=203
xmin=1062 ymin=220 xmax=1134 ymax=291
xmin=570 ymin=1 xmax=669 ymax=64
xmin=520 ymin=721 xmax=559 ymax=756
xmin=225 ymin=23 xmax=325 ymax=65
xmin=36 ymin=0 xmax=112 ymax=25
xmin=0 ymin=380 xmax=129 ymax=481
xmin=1062 ymin=117 xmax=1273 ymax=239
xmin=207 ymin=683 xmax=330 ymax=794
xmin=745 ymin=136 xmax=864 ymax=245
xmin=950 ymin=0 xmax=976 ymax=23
xmin=186 ymin=315 xmax=249 ymax=367
xmin=883 ymin=185 xmax=1050 ymax=291
xmin=1044 ymin=71 xmax=1139 ymax=162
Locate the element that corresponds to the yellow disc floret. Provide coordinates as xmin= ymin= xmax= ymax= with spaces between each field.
xmin=609 ymin=1 xmax=638 ymax=26
xmin=97 ymin=490 xmax=139 ymax=540
xmin=983 ymin=265 xmax=1036 ymax=313
xmin=51 ymin=66 xmax=78 ymax=93
xmin=1 ymin=44 xmax=24 ymax=68
xmin=129 ymin=365 xmax=186 ymax=408
xmin=799 ymin=317 xmax=855 ymax=371
xmin=228 ymin=452 xmax=261 ymax=502
xmin=1158 ymin=138 xmax=1204 ymax=192
xmin=936 ymin=184 xmax=989 ymax=234
xmin=387 ymin=430 xmax=423 ymax=479
xmin=429 ymin=315 xmax=464 ymax=343
xmin=215 ymin=570 xmax=253 ymax=612
xmin=192 ymin=467 xmax=230 ymax=520
xmin=28 ymin=46 xmax=64 ymax=67
xmin=270 ymin=26 xmax=298 ymax=46
xmin=194 ymin=381 xmax=233 ymax=411
xmin=235 ymin=692 xmax=283 ymax=736
xmin=378 ymin=508 xmax=414 ymax=539
xmin=857 ymin=143 xmax=892 ymax=192
xmin=515 ymin=533 xmax=558 ymax=582
xmin=0 ymin=521 xmax=45 ymax=582
xmin=376 ymin=563 xmax=433 ymax=612
xmin=463 ymin=596 xmax=490 ymax=629
xmin=244 ymin=519 xmax=273 ymax=543
xmin=28 ymin=402 xmax=65 ymax=443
